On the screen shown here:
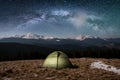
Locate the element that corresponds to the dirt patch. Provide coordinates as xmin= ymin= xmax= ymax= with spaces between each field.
xmin=0 ymin=58 xmax=120 ymax=80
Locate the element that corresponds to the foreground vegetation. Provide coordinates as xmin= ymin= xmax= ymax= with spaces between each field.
xmin=0 ymin=58 xmax=120 ymax=80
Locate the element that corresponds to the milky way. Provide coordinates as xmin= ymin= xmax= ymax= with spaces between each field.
xmin=0 ymin=0 xmax=120 ymax=38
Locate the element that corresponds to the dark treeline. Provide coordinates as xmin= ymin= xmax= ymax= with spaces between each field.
xmin=0 ymin=43 xmax=120 ymax=61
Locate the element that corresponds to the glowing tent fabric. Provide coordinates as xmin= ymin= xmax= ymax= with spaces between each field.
xmin=43 ymin=51 xmax=73 ymax=69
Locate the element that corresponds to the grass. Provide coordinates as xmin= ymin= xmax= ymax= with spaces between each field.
xmin=0 ymin=58 xmax=120 ymax=80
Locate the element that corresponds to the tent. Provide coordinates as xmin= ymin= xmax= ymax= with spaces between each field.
xmin=43 ymin=51 xmax=73 ymax=69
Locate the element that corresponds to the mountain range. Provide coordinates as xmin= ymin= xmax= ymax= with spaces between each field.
xmin=0 ymin=33 xmax=120 ymax=48
xmin=0 ymin=33 xmax=120 ymax=60
xmin=0 ymin=33 xmax=120 ymax=49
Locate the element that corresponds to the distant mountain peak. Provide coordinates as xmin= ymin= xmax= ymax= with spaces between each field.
xmin=22 ymin=33 xmax=43 ymax=39
xmin=3 ymin=33 xmax=100 ymax=41
xmin=75 ymin=35 xmax=98 ymax=40
xmin=12 ymin=33 xmax=54 ymax=40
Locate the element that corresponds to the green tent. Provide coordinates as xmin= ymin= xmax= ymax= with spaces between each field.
xmin=43 ymin=51 xmax=73 ymax=69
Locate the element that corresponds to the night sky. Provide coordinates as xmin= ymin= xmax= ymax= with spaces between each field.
xmin=0 ymin=0 xmax=120 ymax=38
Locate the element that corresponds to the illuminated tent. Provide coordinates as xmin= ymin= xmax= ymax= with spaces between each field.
xmin=43 ymin=51 xmax=73 ymax=69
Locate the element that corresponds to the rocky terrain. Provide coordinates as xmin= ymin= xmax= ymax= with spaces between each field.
xmin=0 ymin=58 xmax=120 ymax=80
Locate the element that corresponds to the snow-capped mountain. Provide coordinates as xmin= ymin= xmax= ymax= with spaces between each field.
xmin=4 ymin=33 xmax=98 ymax=41
xmin=0 ymin=33 xmax=120 ymax=49
xmin=11 ymin=33 xmax=54 ymax=40
xmin=74 ymin=35 xmax=98 ymax=41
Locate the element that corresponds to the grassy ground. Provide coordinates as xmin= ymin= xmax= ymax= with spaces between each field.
xmin=0 ymin=58 xmax=120 ymax=80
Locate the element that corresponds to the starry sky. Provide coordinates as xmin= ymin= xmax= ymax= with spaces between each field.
xmin=0 ymin=0 xmax=120 ymax=38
